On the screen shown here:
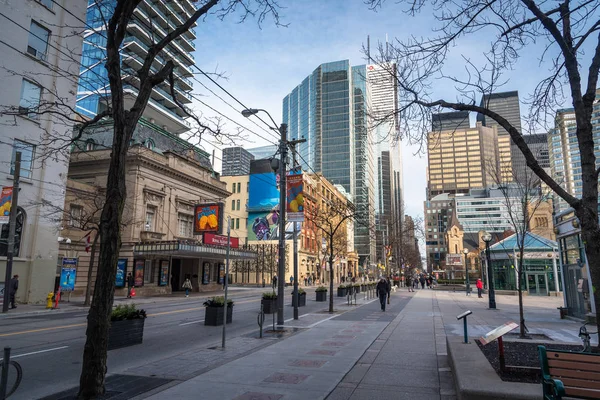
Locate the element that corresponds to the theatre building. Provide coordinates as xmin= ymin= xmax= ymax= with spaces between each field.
xmin=60 ymin=120 xmax=256 ymax=297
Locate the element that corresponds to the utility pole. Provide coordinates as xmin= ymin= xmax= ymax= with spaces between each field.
xmin=288 ymin=138 xmax=306 ymax=320
xmin=222 ymin=216 xmax=231 ymax=348
xmin=2 ymin=152 xmax=20 ymax=313
xmin=276 ymin=123 xmax=288 ymax=327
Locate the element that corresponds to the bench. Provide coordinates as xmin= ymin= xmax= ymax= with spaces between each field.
xmin=538 ymin=345 xmax=600 ymax=399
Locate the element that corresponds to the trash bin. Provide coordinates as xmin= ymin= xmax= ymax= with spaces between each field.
xmin=558 ymin=307 xmax=568 ymax=319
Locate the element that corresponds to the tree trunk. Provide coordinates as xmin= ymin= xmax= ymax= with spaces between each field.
xmin=78 ymin=118 xmax=130 ymax=398
xmin=517 ymin=243 xmax=527 ymax=338
xmin=329 ymin=234 xmax=334 ymax=313
xmin=83 ymin=233 xmax=99 ymax=307
xmin=577 ymin=206 xmax=600 ymax=336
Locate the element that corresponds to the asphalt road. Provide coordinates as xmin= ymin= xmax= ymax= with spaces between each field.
xmin=0 ymin=286 xmax=360 ymax=399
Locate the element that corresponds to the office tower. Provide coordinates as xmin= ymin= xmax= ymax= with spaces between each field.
xmin=424 ymin=194 xmax=454 ymax=272
xmin=432 ymin=111 xmax=470 ymax=132
xmin=510 ymin=133 xmax=550 ymax=184
xmin=76 ymin=0 xmax=196 ymax=134
xmin=477 ymin=91 xmax=522 ymax=183
xmin=222 ymin=147 xmax=255 ymax=176
xmin=454 ymin=187 xmax=524 ymax=234
xmin=283 ymin=60 xmax=377 ymax=267
xmin=427 ymin=122 xmax=499 ymax=198
xmin=247 ymin=145 xmax=278 ymax=160
xmin=0 ymin=0 xmax=87 ymax=303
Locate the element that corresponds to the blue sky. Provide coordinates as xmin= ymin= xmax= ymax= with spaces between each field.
xmin=189 ymin=0 xmax=575 ymax=221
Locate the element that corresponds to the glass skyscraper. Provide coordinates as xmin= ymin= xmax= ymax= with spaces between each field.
xmin=76 ymin=0 xmax=196 ymax=134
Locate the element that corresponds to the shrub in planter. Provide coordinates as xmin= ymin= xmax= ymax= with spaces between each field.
xmin=291 ymin=288 xmax=306 ymax=307
xmin=261 ymin=292 xmax=277 ymax=314
xmin=108 ymin=304 xmax=147 ymax=350
xmin=203 ymin=296 xmax=234 ymax=326
xmin=315 ymin=286 xmax=327 ymax=302
xmin=337 ymin=284 xmax=347 ymax=297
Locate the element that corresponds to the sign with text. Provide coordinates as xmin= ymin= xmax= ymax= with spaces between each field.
xmin=60 ymin=258 xmax=78 ymax=292
xmin=479 ymin=322 xmax=519 ymax=345
xmin=115 ymin=259 xmax=127 ymax=287
xmin=286 ymin=172 xmax=304 ymax=222
xmin=203 ymin=232 xmax=239 ymax=248
xmin=0 ymin=187 xmax=13 ymax=224
xmin=446 ymin=254 xmax=463 ymax=266
xmin=194 ymin=203 xmax=224 ymax=234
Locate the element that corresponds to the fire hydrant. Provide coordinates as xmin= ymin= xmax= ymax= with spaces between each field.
xmin=46 ymin=292 xmax=54 ymax=309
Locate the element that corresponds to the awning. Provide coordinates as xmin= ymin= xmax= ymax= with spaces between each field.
xmin=133 ymin=240 xmax=257 ymax=260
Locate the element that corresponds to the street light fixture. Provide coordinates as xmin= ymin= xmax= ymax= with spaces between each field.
xmin=482 ymin=231 xmax=496 ymax=309
xmin=463 ymin=247 xmax=470 ymax=296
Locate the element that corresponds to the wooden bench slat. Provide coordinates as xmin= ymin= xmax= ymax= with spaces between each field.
xmin=564 ymin=386 xmax=600 ymax=399
xmin=549 ymin=359 xmax=600 ymax=373
xmin=548 ymin=351 xmax=600 ymax=364
xmin=549 ymin=368 xmax=600 ymax=381
xmin=560 ymin=377 xmax=600 ymax=390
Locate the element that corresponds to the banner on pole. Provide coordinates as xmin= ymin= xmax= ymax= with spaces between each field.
xmin=0 ymin=187 xmax=13 ymax=224
xmin=286 ymin=172 xmax=304 ymax=222
xmin=60 ymin=258 xmax=78 ymax=291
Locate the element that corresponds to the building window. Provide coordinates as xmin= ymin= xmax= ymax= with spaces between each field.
xmin=145 ymin=139 xmax=155 ymax=150
xmin=235 ymin=218 xmax=239 ymax=229
xmin=237 ymin=182 xmax=241 ymax=193
xmin=236 ymin=199 xmax=240 ymax=211
xmin=38 ymin=0 xmax=53 ymax=9
xmin=232 ymin=183 xmax=236 ymax=193
xmin=69 ymin=205 xmax=83 ymax=228
xmin=19 ymin=79 xmax=42 ymax=118
xmin=145 ymin=206 xmax=156 ymax=231
xmin=178 ymin=213 xmax=193 ymax=237
xmin=231 ymin=199 xmax=235 ymax=210
xmin=85 ymin=139 xmax=95 ymax=151
xmin=0 ymin=207 xmax=25 ymax=257
xmin=11 ymin=139 xmax=35 ymax=179
xmin=27 ymin=21 xmax=50 ymax=61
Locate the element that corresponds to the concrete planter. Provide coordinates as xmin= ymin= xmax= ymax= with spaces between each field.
xmin=204 ymin=305 xmax=233 ymax=326
xmin=316 ymin=291 xmax=327 ymax=302
xmin=353 ymin=285 xmax=361 ymax=294
xmin=108 ymin=318 xmax=145 ymax=350
xmin=261 ymin=298 xmax=277 ymax=314
xmin=337 ymin=287 xmax=347 ymax=297
xmin=291 ymin=292 xmax=306 ymax=307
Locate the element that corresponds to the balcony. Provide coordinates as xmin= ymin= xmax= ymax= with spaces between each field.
xmin=123 ymin=34 xmax=193 ymax=77
xmin=122 ymin=49 xmax=193 ymax=92
xmin=123 ymin=84 xmax=190 ymax=133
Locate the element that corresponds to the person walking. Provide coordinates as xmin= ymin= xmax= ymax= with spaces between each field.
xmin=272 ymin=274 xmax=278 ymax=289
xmin=126 ymin=272 xmax=135 ymax=298
xmin=476 ymin=278 xmax=484 ymax=298
xmin=406 ymin=275 xmax=414 ymax=292
xmin=385 ymin=276 xmax=391 ymax=305
xmin=290 ymin=275 xmax=294 ymax=287
xmin=413 ymin=276 xmax=419 ymax=290
xmin=8 ymin=274 xmax=18 ymax=309
xmin=182 ymin=277 xmax=193 ymax=297
xmin=376 ymin=277 xmax=388 ymax=311
xmin=419 ymin=275 xmax=426 ymax=289
xmin=303 ymin=275 xmax=308 ymax=286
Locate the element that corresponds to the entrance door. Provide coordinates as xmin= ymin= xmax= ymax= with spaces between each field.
xmin=526 ymin=273 xmax=548 ymax=295
xmin=527 ymin=274 xmax=538 ymax=295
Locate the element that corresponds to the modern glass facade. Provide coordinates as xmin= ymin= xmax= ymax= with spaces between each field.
xmin=76 ymin=0 xmax=196 ymax=134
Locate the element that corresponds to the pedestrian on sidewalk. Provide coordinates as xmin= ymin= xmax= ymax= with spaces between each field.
xmin=376 ymin=277 xmax=388 ymax=311
xmin=8 ymin=274 xmax=18 ymax=309
xmin=476 ymin=278 xmax=483 ymax=298
xmin=182 ymin=277 xmax=193 ymax=297
xmin=272 ymin=274 xmax=278 ymax=289
xmin=406 ymin=275 xmax=414 ymax=292
xmin=420 ymin=275 xmax=426 ymax=289
xmin=413 ymin=276 xmax=419 ymax=290
xmin=126 ymin=272 xmax=135 ymax=298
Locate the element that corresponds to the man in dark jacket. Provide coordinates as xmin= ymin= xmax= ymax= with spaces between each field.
xmin=126 ymin=272 xmax=135 ymax=298
xmin=8 ymin=274 xmax=18 ymax=309
xmin=376 ymin=277 xmax=388 ymax=311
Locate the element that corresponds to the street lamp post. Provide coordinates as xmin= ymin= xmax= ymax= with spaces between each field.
xmin=463 ymin=248 xmax=470 ymax=296
xmin=482 ymin=231 xmax=496 ymax=309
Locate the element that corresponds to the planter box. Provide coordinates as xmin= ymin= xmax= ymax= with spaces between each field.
xmin=108 ymin=318 xmax=145 ymax=350
xmin=316 ymin=291 xmax=327 ymax=302
xmin=353 ymin=286 xmax=361 ymax=294
xmin=292 ymin=293 xmax=306 ymax=307
xmin=337 ymin=288 xmax=347 ymax=297
xmin=261 ymin=298 xmax=277 ymax=314
xmin=204 ymin=305 xmax=233 ymax=326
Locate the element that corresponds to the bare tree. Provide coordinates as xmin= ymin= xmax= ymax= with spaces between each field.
xmin=366 ymin=0 xmax=600 ymax=333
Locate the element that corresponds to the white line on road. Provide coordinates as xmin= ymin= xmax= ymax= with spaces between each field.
xmin=283 ymin=313 xmax=311 ymax=323
xmin=179 ymin=319 xmax=204 ymax=326
xmin=0 ymin=346 xmax=69 ymax=361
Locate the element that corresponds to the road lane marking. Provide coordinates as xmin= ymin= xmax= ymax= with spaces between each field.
xmin=179 ymin=319 xmax=204 ymax=326
xmin=0 ymin=346 xmax=69 ymax=361
xmin=148 ymin=298 xmax=259 ymax=317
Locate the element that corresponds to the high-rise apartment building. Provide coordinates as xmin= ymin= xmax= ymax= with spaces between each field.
xmin=424 ymin=194 xmax=454 ymax=272
xmin=427 ymin=120 xmax=499 ymax=198
xmin=76 ymin=0 xmax=196 ymax=134
xmin=222 ymin=147 xmax=255 ymax=176
xmin=0 ymin=0 xmax=87 ymax=303
xmin=247 ymin=145 xmax=278 ymax=160
xmin=477 ymin=91 xmax=522 ymax=182
xmin=510 ymin=133 xmax=550 ymax=185
xmin=283 ymin=60 xmax=376 ymax=267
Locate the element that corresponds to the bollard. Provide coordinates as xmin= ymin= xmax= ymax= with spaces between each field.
xmin=257 ymin=304 xmax=265 ymax=338
xmin=456 ymin=310 xmax=473 ymax=344
xmin=1 ymin=347 xmax=10 ymax=400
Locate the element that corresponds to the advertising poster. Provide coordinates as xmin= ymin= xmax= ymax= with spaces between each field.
xmin=0 ymin=187 xmax=13 ymax=224
xmin=134 ymin=259 xmax=145 ymax=286
xmin=202 ymin=262 xmax=210 ymax=284
xmin=218 ymin=263 xmax=225 ymax=284
xmin=159 ymin=260 xmax=169 ymax=286
xmin=60 ymin=258 xmax=78 ymax=292
xmin=446 ymin=254 xmax=463 ymax=266
xmin=194 ymin=203 xmax=223 ymax=234
xmin=286 ymin=172 xmax=304 ymax=222
xmin=247 ymin=211 xmax=294 ymax=241
xmin=248 ymin=159 xmax=279 ymax=212
xmin=115 ymin=259 xmax=127 ymax=287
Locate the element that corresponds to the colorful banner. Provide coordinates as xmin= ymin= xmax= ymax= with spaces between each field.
xmin=0 ymin=187 xmax=13 ymax=224
xmin=203 ymin=232 xmax=239 ymax=248
xmin=218 ymin=263 xmax=225 ymax=284
xmin=286 ymin=172 xmax=304 ymax=222
xmin=115 ymin=259 xmax=127 ymax=287
xmin=194 ymin=203 xmax=224 ymax=234
xmin=247 ymin=211 xmax=293 ymax=241
xmin=60 ymin=258 xmax=78 ymax=292
xmin=159 ymin=260 xmax=169 ymax=286
xmin=134 ymin=259 xmax=145 ymax=286
xmin=202 ymin=262 xmax=210 ymax=284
